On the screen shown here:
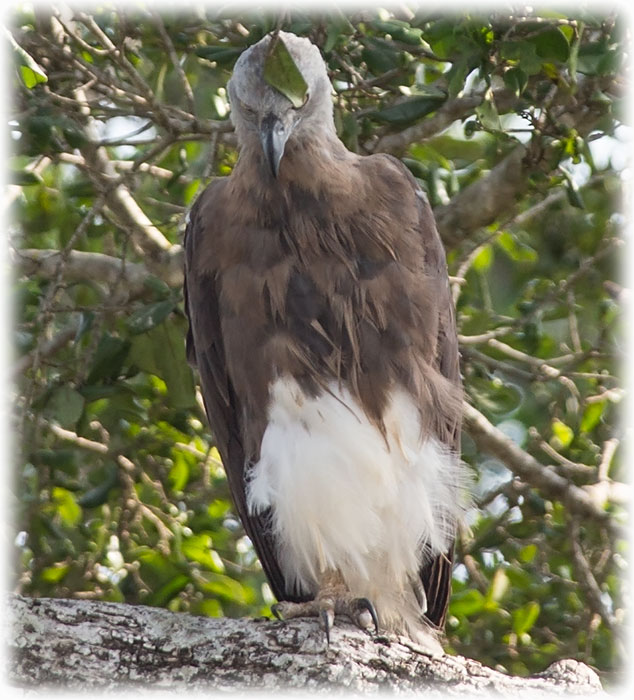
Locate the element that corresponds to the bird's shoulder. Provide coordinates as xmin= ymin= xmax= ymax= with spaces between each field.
xmin=185 ymin=178 xmax=229 ymax=236
xmin=355 ymin=151 xmax=444 ymax=272
xmin=184 ymin=177 xmax=232 ymax=274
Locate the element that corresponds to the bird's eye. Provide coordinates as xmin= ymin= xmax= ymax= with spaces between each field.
xmin=238 ymin=99 xmax=257 ymax=118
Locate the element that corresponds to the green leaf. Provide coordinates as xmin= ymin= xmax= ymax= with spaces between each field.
xmin=146 ymin=574 xmax=190 ymax=607
xmin=77 ymin=463 xmax=119 ymax=508
xmin=470 ymin=377 xmax=522 ymax=416
xmin=565 ymin=177 xmax=585 ymax=209
xmin=371 ymin=95 xmax=446 ymax=125
xmin=450 ymin=589 xmax=486 ymax=617
xmin=500 ymin=40 xmax=542 ymax=75
xmin=182 ymin=533 xmax=224 ymax=572
xmin=143 ymin=275 xmax=172 ymax=300
xmin=361 ymin=38 xmax=401 ymax=75
xmin=51 ymin=486 xmax=82 ymax=527
xmin=197 ymin=598 xmax=223 ymax=617
xmin=198 ymin=573 xmax=249 ymax=604
xmin=128 ymin=317 xmax=196 ymax=409
xmin=475 ymin=89 xmax=501 ymax=131
xmin=497 ymin=231 xmax=537 ymax=263
xmin=194 ymin=46 xmax=242 ymax=64
xmin=551 ymin=419 xmax=574 ymax=449
xmin=40 ymin=563 xmax=70 ymax=583
xmin=371 ymin=19 xmax=422 ymax=45
xmin=485 ymin=568 xmax=510 ymax=607
xmin=473 ymin=244 xmax=494 ymax=272
xmin=513 ymin=601 xmax=541 ymax=635
xmin=86 ymin=334 xmax=131 ymax=384
xmin=324 ymin=14 xmax=354 ymax=53
xmin=529 ymin=27 xmax=570 ymax=63
xmin=519 ymin=543 xmax=538 ymax=563
xmin=503 ymin=66 xmax=528 ymax=97
xmin=126 ymin=299 xmax=176 ymax=335
xmin=577 ymin=41 xmax=620 ymax=76
xmin=31 ymin=448 xmax=78 ymax=472
xmin=263 ymin=33 xmax=308 ymax=108
xmin=43 ymin=386 xmax=85 ymax=428
xmin=580 ymin=400 xmax=606 ymax=433
xmin=446 ymin=58 xmax=470 ymax=99
xmin=9 ymin=169 xmax=40 ymax=186
xmin=6 ymin=28 xmax=48 ymax=88
xmin=168 ymin=452 xmax=190 ymax=493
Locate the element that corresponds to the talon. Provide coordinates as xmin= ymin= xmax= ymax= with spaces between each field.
xmin=320 ymin=608 xmax=334 ymax=645
xmin=271 ymin=603 xmax=284 ymax=621
xmin=355 ymin=597 xmax=379 ymax=635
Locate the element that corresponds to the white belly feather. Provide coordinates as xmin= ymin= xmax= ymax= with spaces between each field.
xmin=246 ymin=376 xmax=464 ymax=632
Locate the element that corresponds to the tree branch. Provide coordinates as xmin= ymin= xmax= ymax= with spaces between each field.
xmin=436 ymin=146 xmax=528 ymax=246
xmin=8 ymin=595 xmax=604 ymax=694
xmin=462 ymin=402 xmax=615 ymax=528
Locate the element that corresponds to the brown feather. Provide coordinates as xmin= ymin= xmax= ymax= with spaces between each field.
xmin=184 ymin=135 xmax=462 ymax=624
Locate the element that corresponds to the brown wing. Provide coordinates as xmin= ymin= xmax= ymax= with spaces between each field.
xmin=385 ymin=156 xmax=462 ymax=629
xmin=183 ymin=181 xmax=308 ymax=605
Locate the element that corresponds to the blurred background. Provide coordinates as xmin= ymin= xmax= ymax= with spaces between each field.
xmin=8 ymin=4 xmax=627 ymax=686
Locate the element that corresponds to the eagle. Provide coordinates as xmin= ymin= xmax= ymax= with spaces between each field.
xmin=184 ymin=31 xmax=464 ymax=653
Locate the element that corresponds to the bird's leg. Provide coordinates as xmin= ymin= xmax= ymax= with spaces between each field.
xmin=271 ymin=569 xmax=379 ymax=642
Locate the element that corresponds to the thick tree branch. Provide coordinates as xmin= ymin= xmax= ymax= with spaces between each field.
xmin=436 ymin=146 xmax=528 ymax=246
xmin=8 ymin=595 xmax=604 ymax=695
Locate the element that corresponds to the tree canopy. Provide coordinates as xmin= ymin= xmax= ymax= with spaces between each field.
xmin=9 ymin=4 xmax=626 ymax=686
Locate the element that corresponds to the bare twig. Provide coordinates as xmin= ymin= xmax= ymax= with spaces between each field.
xmin=462 ymin=402 xmax=615 ymax=528
xmin=14 ymin=248 xmax=156 ymax=299
xmin=13 ymin=319 xmax=81 ymax=377
xmin=568 ymin=519 xmax=616 ymax=630
xmin=153 ymin=12 xmax=196 ymax=114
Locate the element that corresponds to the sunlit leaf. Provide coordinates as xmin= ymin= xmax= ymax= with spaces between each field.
xmin=198 ymin=573 xmax=249 ymax=605
xmin=450 ymin=589 xmax=486 ymax=617
xmin=551 ymin=420 xmax=574 ymax=449
xmin=486 ymin=568 xmax=510 ymax=607
xmin=472 ymin=244 xmax=494 ymax=272
xmin=497 ymin=231 xmax=538 ymax=263
xmin=168 ymin=452 xmax=190 ymax=493
xmin=51 ymin=487 xmax=82 ymax=527
xmin=580 ymin=401 xmax=606 ymax=433
xmin=263 ymin=33 xmax=308 ymax=109
xmin=519 ymin=544 xmax=538 ymax=564
xmin=7 ymin=28 xmax=48 ymax=88
xmin=40 ymin=563 xmax=69 ymax=583
xmin=513 ymin=601 xmax=541 ymax=635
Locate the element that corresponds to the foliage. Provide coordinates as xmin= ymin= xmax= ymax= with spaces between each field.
xmin=9 ymin=5 xmax=626 ymax=685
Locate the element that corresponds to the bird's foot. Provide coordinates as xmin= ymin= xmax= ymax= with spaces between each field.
xmin=271 ymin=571 xmax=379 ymax=643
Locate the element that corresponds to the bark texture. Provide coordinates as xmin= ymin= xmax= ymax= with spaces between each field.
xmin=8 ymin=595 xmax=603 ymax=695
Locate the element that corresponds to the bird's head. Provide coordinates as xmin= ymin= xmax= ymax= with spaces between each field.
xmin=227 ymin=31 xmax=335 ymax=178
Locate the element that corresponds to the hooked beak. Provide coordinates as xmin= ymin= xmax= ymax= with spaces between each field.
xmin=260 ymin=113 xmax=291 ymax=178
